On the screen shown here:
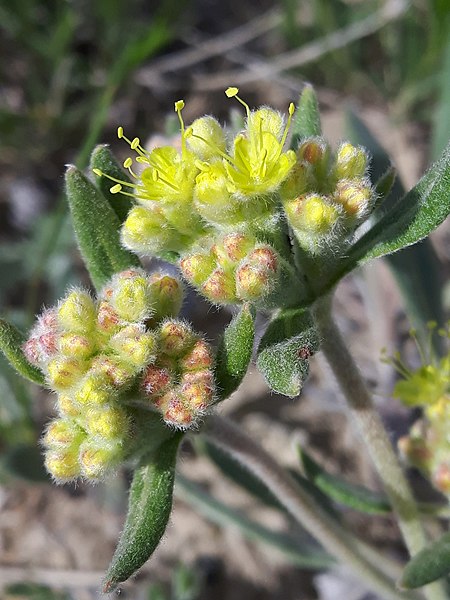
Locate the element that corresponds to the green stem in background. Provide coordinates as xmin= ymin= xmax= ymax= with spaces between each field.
xmin=203 ymin=415 xmax=416 ymax=600
xmin=312 ymin=295 xmax=448 ymax=600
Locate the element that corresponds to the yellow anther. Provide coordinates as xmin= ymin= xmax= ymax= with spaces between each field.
xmin=174 ymin=100 xmax=185 ymax=112
xmin=123 ymin=157 xmax=133 ymax=169
xmin=110 ymin=184 xmax=122 ymax=194
xmin=92 ymin=168 xmax=103 ymax=177
xmin=289 ymin=102 xmax=295 ymax=116
xmin=131 ymin=137 xmax=140 ymax=150
xmin=117 ymin=126 xmax=124 ymax=139
xmin=225 ymin=87 xmax=239 ymax=98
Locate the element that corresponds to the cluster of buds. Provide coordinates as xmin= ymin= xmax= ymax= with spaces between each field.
xmin=23 ymin=269 xmax=215 ymax=483
xmin=180 ymin=232 xmax=281 ymax=304
xmin=386 ymin=324 xmax=450 ymax=497
xmin=93 ymin=89 xmax=375 ymax=307
xmin=280 ymin=138 xmax=373 ymax=255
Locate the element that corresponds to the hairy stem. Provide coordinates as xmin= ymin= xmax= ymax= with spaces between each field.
xmin=203 ymin=414 xmax=417 ymax=600
xmin=313 ymin=295 xmax=447 ymax=600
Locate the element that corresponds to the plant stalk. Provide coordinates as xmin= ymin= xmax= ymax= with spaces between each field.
xmin=203 ymin=414 xmax=417 ymax=600
xmin=312 ymin=295 xmax=447 ymax=600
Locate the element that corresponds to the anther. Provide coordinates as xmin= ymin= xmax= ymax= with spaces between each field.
xmin=110 ymin=184 xmax=122 ymax=194
xmin=225 ymin=86 xmax=250 ymax=118
xmin=117 ymin=126 xmax=124 ymax=139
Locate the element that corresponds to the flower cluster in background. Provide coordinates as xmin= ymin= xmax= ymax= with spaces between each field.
xmin=93 ymin=88 xmax=375 ymax=308
xmin=387 ymin=324 xmax=450 ymax=497
xmin=23 ymin=269 xmax=215 ymax=482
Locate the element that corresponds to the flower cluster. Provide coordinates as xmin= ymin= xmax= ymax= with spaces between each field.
xmin=93 ymin=89 xmax=375 ymax=308
xmin=23 ymin=269 xmax=215 ymax=482
xmin=386 ymin=325 xmax=450 ymax=497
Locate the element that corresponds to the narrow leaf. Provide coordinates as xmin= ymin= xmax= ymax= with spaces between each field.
xmin=103 ymin=433 xmax=182 ymax=592
xmin=90 ymin=145 xmax=133 ymax=222
xmin=0 ymin=319 xmax=45 ymax=385
xmin=215 ymin=304 xmax=255 ymax=400
xmin=298 ymin=446 xmax=391 ymax=515
xmin=65 ymin=165 xmax=141 ymax=291
xmin=400 ymin=531 xmax=450 ymax=589
xmin=257 ymin=308 xmax=319 ymax=397
xmin=290 ymin=85 xmax=322 ymax=149
xmin=176 ymin=474 xmax=334 ymax=570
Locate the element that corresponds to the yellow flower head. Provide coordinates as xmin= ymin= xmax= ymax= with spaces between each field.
xmin=223 ymin=88 xmax=296 ymax=197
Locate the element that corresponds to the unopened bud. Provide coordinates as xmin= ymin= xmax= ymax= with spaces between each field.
xmin=186 ymin=116 xmax=226 ymax=160
xmin=59 ymin=333 xmax=95 ymax=359
xmin=74 ymin=372 xmax=114 ymax=406
xmin=79 ymin=441 xmax=122 ymax=480
xmin=43 ymin=418 xmax=84 ymax=448
xmin=236 ymin=261 xmax=275 ymax=301
xmin=91 ymin=355 xmax=134 ymax=387
xmin=97 ymin=301 xmax=120 ymax=335
xmin=110 ymin=270 xmax=152 ymax=323
xmin=202 ymin=268 xmax=236 ymax=303
xmin=297 ymin=138 xmax=329 ymax=166
xmin=159 ymin=391 xmax=194 ymax=429
xmin=122 ymin=205 xmax=174 ymax=255
xmin=141 ymin=365 xmax=172 ymax=398
xmin=109 ymin=324 xmax=157 ymax=368
xmin=148 ymin=272 xmax=184 ymax=321
xmin=58 ymin=291 xmax=96 ymax=333
xmin=86 ymin=406 xmax=129 ymax=440
xmin=247 ymin=108 xmax=284 ymax=139
xmin=57 ymin=394 xmax=80 ymax=418
xmin=45 ymin=447 xmax=81 ymax=481
xmin=180 ymin=252 xmax=216 ymax=286
xmin=180 ymin=340 xmax=214 ymax=372
xmin=159 ymin=321 xmax=195 ymax=358
xmin=284 ymin=194 xmax=341 ymax=235
xmin=181 ymin=372 xmax=214 ymax=412
xmin=335 ymin=143 xmax=367 ymax=179
xmin=215 ymin=233 xmax=255 ymax=264
xmin=47 ymin=357 xmax=88 ymax=390
xmin=334 ymin=179 xmax=372 ymax=217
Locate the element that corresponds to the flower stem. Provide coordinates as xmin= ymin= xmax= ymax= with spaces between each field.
xmin=203 ymin=414 xmax=417 ymax=600
xmin=312 ymin=295 xmax=447 ymax=600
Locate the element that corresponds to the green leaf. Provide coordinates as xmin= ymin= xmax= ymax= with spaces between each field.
xmin=90 ymin=145 xmax=133 ymax=222
xmin=65 ymin=165 xmax=141 ymax=291
xmin=176 ymin=474 xmax=334 ymax=570
xmin=0 ymin=318 xmax=45 ymax=385
xmin=400 ymin=531 xmax=450 ymax=589
xmin=215 ymin=304 xmax=255 ymax=400
xmin=257 ymin=308 xmax=319 ymax=397
xmin=103 ymin=433 xmax=182 ymax=592
xmin=298 ymin=446 xmax=391 ymax=515
xmin=290 ymin=85 xmax=322 ymax=149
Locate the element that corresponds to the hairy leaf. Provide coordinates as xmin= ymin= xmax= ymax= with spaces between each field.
xmin=65 ymin=166 xmax=140 ymax=291
xmin=103 ymin=433 xmax=182 ymax=592
xmin=215 ymin=304 xmax=255 ymax=400
xmin=257 ymin=308 xmax=319 ymax=397
xmin=90 ymin=145 xmax=133 ymax=222
xmin=291 ymin=85 xmax=322 ymax=149
xmin=0 ymin=319 xmax=45 ymax=385
xmin=400 ymin=531 xmax=450 ymax=589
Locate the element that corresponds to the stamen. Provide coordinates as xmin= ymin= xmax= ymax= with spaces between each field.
xmin=91 ymin=168 xmax=136 ymax=188
xmin=110 ymin=184 xmax=123 ymax=194
xmin=225 ymin=87 xmax=250 ymax=118
xmin=175 ymin=100 xmax=187 ymax=158
xmin=152 ymin=169 xmax=179 ymax=192
xmin=123 ymin=158 xmax=138 ymax=179
xmin=117 ymin=126 xmax=124 ymax=139
xmin=280 ymin=102 xmax=296 ymax=149
xmin=185 ymin=127 xmax=234 ymax=166
xmin=410 ymin=328 xmax=428 ymax=365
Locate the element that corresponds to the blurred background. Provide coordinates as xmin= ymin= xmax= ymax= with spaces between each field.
xmin=0 ymin=0 xmax=449 ymax=598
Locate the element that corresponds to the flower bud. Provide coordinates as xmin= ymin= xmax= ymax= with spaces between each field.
xmin=180 ymin=340 xmax=214 ymax=372
xmin=58 ymin=291 xmax=96 ymax=334
xmin=235 ymin=261 xmax=275 ymax=301
xmin=141 ymin=365 xmax=172 ymax=398
xmin=181 ymin=373 xmax=214 ymax=412
xmin=86 ymin=406 xmax=129 ymax=440
xmin=47 ymin=357 xmax=88 ymax=390
xmin=194 ymin=163 xmax=235 ymax=224
xmin=180 ymin=252 xmax=216 ymax=286
xmin=334 ymin=179 xmax=372 ymax=218
xmin=90 ymin=355 xmax=135 ymax=387
xmin=186 ymin=116 xmax=226 ymax=160
xmin=23 ymin=331 xmax=58 ymax=365
xmin=215 ymin=233 xmax=255 ymax=265
xmin=335 ymin=143 xmax=368 ymax=179
xmin=109 ymin=324 xmax=157 ymax=368
xmin=279 ymin=162 xmax=310 ymax=201
xmin=45 ymin=447 xmax=81 ymax=481
xmin=159 ymin=321 xmax=195 ymax=358
xmin=110 ymin=270 xmax=153 ymax=323
xmin=97 ymin=301 xmax=121 ymax=335
xmin=122 ymin=205 xmax=176 ymax=255
xmin=284 ymin=194 xmax=341 ymax=235
xmin=59 ymin=333 xmax=96 ymax=360
xmin=159 ymin=391 xmax=194 ymax=429
xmin=297 ymin=138 xmax=329 ymax=167
xmin=79 ymin=441 xmax=122 ymax=480
xmin=202 ymin=268 xmax=237 ymax=303
xmin=57 ymin=394 xmax=80 ymax=418
xmin=247 ymin=108 xmax=284 ymax=139
xmin=74 ymin=372 xmax=114 ymax=406
xmin=43 ymin=418 xmax=85 ymax=448
xmin=148 ymin=272 xmax=184 ymax=321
